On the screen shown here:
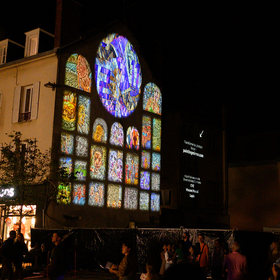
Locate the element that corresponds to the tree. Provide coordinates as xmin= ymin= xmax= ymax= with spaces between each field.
xmin=0 ymin=131 xmax=51 ymax=234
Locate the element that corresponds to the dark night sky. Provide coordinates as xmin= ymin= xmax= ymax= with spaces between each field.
xmin=1 ymin=1 xmax=279 ymax=138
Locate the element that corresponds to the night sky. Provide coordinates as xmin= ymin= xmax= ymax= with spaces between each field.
xmin=1 ymin=1 xmax=279 ymax=138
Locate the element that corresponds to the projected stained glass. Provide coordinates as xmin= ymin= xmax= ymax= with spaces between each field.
xmin=151 ymin=192 xmax=160 ymax=211
xmin=153 ymin=118 xmax=161 ymax=151
xmin=126 ymin=126 xmax=139 ymax=150
xmin=152 ymin=153 xmax=161 ymax=171
xmin=142 ymin=116 xmax=151 ymax=149
xmin=108 ymin=149 xmax=123 ymax=182
xmin=95 ymin=34 xmax=142 ymax=118
xmin=151 ymin=173 xmax=160 ymax=191
xmin=88 ymin=182 xmax=104 ymax=207
xmin=107 ymin=184 xmax=122 ymax=208
xmin=124 ymin=187 xmax=138 ymax=210
xmin=61 ymin=133 xmax=74 ymax=155
xmin=93 ymin=118 xmax=107 ymax=143
xmin=125 ymin=153 xmax=139 ymax=185
xmin=72 ymin=183 xmax=86 ymax=205
xmin=65 ymin=53 xmax=92 ymax=93
xmin=59 ymin=157 xmax=73 ymax=175
xmin=75 ymin=136 xmax=88 ymax=157
xmin=57 ymin=182 xmax=71 ymax=204
xmin=74 ymin=160 xmax=87 ymax=181
xmin=90 ymin=145 xmax=106 ymax=180
xmin=62 ymin=91 xmax=77 ymax=131
xmin=139 ymin=192 xmax=149 ymax=211
xmin=110 ymin=122 xmax=124 ymax=147
xmin=140 ymin=171 xmax=150 ymax=190
xmin=141 ymin=151 xmax=151 ymax=169
xmin=77 ymin=95 xmax=90 ymax=135
xmin=143 ymin=83 xmax=162 ymax=115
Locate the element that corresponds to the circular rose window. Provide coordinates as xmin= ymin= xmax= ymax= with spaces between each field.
xmin=95 ymin=34 xmax=142 ymax=118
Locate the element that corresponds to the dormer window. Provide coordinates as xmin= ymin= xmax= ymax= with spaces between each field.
xmin=24 ymin=29 xmax=40 ymax=57
xmin=0 ymin=40 xmax=8 ymax=64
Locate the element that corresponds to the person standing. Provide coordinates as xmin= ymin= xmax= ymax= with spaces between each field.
xmin=196 ymin=233 xmax=209 ymax=279
xmin=211 ymin=239 xmax=224 ymax=280
xmin=182 ymin=232 xmax=192 ymax=252
xmin=14 ymin=233 xmax=28 ymax=280
xmin=49 ymin=232 xmax=66 ymax=280
xmin=1 ymin=230 xmax=16 ymax=280
xmin=223 ymin=241 xmax=248 ymax=280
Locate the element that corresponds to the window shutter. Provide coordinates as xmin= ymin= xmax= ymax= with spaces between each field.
xmin=12 ymin=86 xmax=21 ymax=123
xmin=31 ymin=81 xmax=40 ymax=120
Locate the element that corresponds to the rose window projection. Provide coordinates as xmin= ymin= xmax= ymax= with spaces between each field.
xmin=58 ymin=34 xmax=162 ymax=213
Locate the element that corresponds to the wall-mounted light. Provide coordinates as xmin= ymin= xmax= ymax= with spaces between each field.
xmin=44 ymin=82 xmax=58 ymax=91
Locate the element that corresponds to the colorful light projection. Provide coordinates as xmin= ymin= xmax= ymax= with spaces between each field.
xmin=140 ymin=171 xmax=150 ymax=190
xmin=62 ymin=91 xmax=77 ymax=131
xmin=124 ymin=187 xmax=138 ymax=210
xmin=108 ymin=149 xmax=123 ymax=182
xmin=90 ymin=145 xmax=106 ymax=180
xmin=88 ymin=182 xmax=104 ymax=207
xmin=142 ymin=116 xmax=151 ymax=149
xmin=151 ymin=193 xmax=160 ymax=211
xmin=59 ymin=157 xmax=73 ymax=175
xmin=152 ymin=153 xmax=161 ymax=171
xmin=139 ymin=192 xmax=149 ymax=211
xmin=126 ymin=126 xmax=139 ymax=150
xmin=75 ymin=136 xmax=88 ymax=157
xmin=74 ymin=160 xmax=87 ymax=181
xmin=125 ymin=153 xmax=139 ymax=185
xmin=141 ymin=151 xmax=151 ymax=169
xmin=143 ymin=83 xmax=162 ymax=115
xmin=65 ymin=53 xmax=92 ymax=93
xmin=57 ymin=182 xmax=71 ymax=204
xmin=77 ymin=95 xmax=90 ymax=135
xmin=61 ymin=133 xmax=74 ymax=155
xmin=152 ymin=118 xmax=161 ymax=151
xmin=95 ymin=34 xmax=142 ymax=118
xmin=107 ymin=184 xmax=122 ymax=208
xmin=110 ymin=122 xmax=124 ymax=147
xmin=151 ymin=173 xmax=160 ymax=191
xmin=72 ymin=183 xmax=86 ymax=205
xmin=93 ymin=118 xmax=108 ymax=143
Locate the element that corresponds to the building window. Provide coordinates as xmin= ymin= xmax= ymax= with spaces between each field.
xmin=24 ymin=29 xmax=39 ymax=57
xmin=0 ymin=40 xmax=8 ymax=64
xmin=12 ymin=82 xmax=40 ymax=123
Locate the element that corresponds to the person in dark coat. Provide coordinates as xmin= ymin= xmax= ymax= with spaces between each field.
xmin=14 ymin=233 xmax=28 ymax=280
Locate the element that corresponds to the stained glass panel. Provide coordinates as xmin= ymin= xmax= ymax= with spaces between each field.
xmin=110 ymin=122 xmax=124 ymax=147
xmin=65 ymin=53 xmax=92 ymax=93
xmin=75 ymin=136 xmax=88 ymax=157
xmin=93 ymin=118 xmax=107 ymax=143
xmin=61 ymin=133 xmax=74 ymax=155
xmin=59 ymin=157 xmax=73 ymax=175
xmin=152 ymin=153 xmax=161 ymax=171
xmin=125 ymin=153 xmax=139 ymax=185
xmin=152 ymin=118 xmax=161 ymax=151
xmin=126 ymin=127 xmax=139 ymax=150
xmin=108 ymin=149 xmax=123 ymax=182
xmin=74 ymin=160 xmax=87 ymax=181
xmin=151 ymin=193 xmax=160 ymax=212
xmin=77 ymin=95 xmax=90 ymax=135
xmin=88 ymin=182 xmax=104 ymax=207
xmin=107 ymin=184 xmax=122 ymax=208
xmin=72 ymin=183 xmax=86 ymax=205
xmin=143 ymin=83 xmax=162 ymax=115
xmin=142 ymin=116 xmax=151 ymax=149
xmin=90 ymin=145 xmax=106 ymax=180
xmin=57 ymin=182 xmax=71 ymax=204
xmin=140 ymin=171 xmax=150 ymax=190
xmin=62 ymin=91 xmax=77 ymax=131
xmin=139 ymin=192 xmax=149 ymax=211
xmin=124 ymin=188 xmax=138 ymax=210
xmin=151 ymin=173 xmax=160 ymax=191
xmin=95 ymin=34 xmax=142 ymax=118
xmin=141 ymin=151 xmax=150 ymax=169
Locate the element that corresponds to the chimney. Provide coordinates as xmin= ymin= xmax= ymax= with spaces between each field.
xmin=54 ymin=0 xmax=82 ymax=48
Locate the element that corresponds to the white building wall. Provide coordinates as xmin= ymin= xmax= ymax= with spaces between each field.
xmin=0 ymin=53 xmax=58 ymax=152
